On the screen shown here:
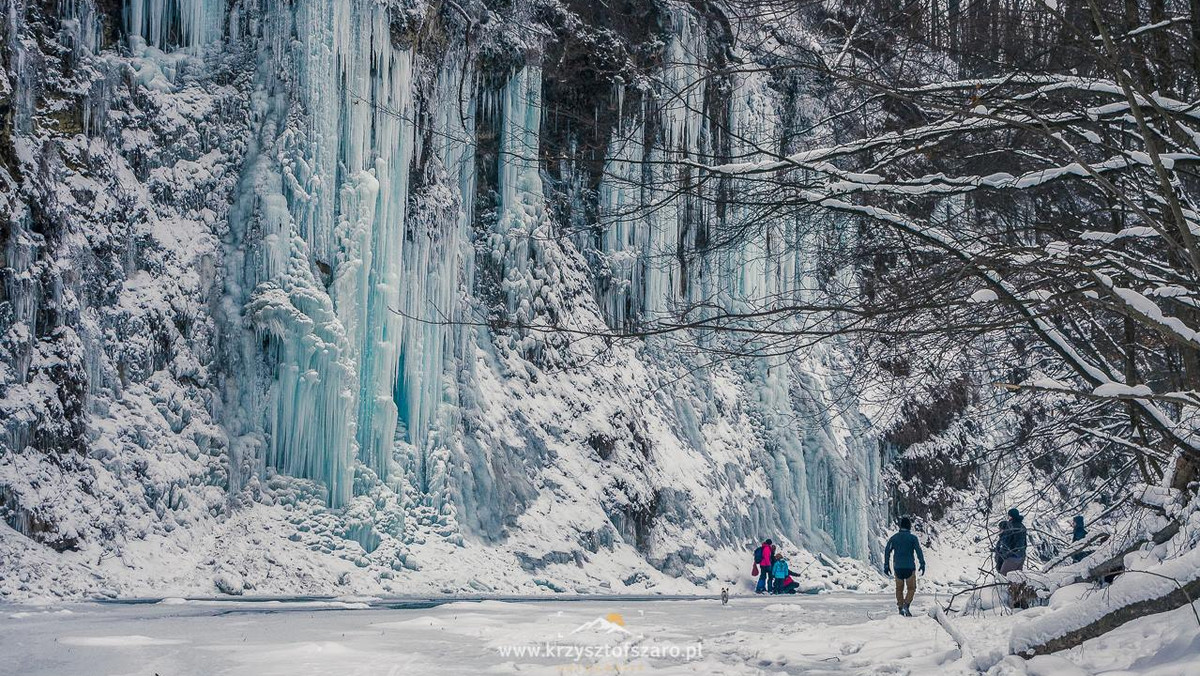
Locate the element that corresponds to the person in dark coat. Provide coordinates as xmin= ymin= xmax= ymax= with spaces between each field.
xmin=1071 ymin=515 xmax=1089 ymax=563
xmin=883 ymin=516 xmax=926 ymax=616
xmin=996 ymin=508 xmax=1028 ymax=575
xmin=993 ymin=518 xmax=1009 ymax=572
xmin=996 ymin=508 xmax=1030 ymax=607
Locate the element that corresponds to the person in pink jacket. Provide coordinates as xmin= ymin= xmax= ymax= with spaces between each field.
xmin=752 ymin=539 xmax=774 ymax=593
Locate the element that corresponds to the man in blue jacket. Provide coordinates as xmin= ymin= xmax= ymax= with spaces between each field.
xmin=884 ymin=517 xmax=926 ymax=616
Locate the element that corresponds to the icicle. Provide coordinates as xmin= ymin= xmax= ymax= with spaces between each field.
xmin=220 ymin=0 xmax=420 ymax=505
xmin=597 ymin=119 xmax=645 ymax=329
xmin=393 ymin=52 xmax=476 ymax=485
xmin=494 ymin=64 xmax=549 ymax=321
xmin=124 ymin=0 xmax=220 ymax=53
xmin=593 ymin=4 xmax=707 ymax=328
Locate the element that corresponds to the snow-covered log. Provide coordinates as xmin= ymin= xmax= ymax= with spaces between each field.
xmin=1011 ymin=547 xmax=1200 ymax=657
xmin=1069 ymin=519 xmax=1181 ymax=586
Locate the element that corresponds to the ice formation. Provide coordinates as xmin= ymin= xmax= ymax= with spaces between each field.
xmin=0 ymin=0 xmax=885 ymax=595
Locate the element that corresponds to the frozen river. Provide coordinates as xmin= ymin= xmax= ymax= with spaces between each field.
xmin=0 ymin=593 xmax=910 ymax=675
xmin=3 ymin=593 xmax=1196 ymax=675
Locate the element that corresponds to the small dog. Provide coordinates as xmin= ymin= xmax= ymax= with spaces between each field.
xmin=720 ymin=587 xmax=729 ymax=605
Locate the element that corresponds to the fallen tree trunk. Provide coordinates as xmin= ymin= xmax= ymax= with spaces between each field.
xmin=1012 ymin=541 xmax=1200 ymax=658
xmin=1015 ymin=575 xmax=1200 ymax=656
xmin=1066 ymin=519 xmax=1180 ymax=585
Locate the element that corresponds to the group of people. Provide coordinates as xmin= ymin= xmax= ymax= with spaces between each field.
xmin=752 ymin=507 xmax=1041 ymax=616
xmin=751 ymin=520 xmax=927 ymax=614
xmin=751 ymin=539 xmax=800 ymax=594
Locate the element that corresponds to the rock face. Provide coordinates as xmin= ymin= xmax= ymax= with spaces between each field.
xmin=0 ymin=0 xmax=883 ymax=597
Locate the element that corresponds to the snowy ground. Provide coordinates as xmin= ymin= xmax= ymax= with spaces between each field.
xmin=2 ymin=594 xmax=1197 ymax=675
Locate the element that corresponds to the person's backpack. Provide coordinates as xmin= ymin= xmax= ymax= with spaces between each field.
xmin=772 ymin=560 xmax=788 ymax=579
xmin=753 ymin=546 xmax=763 ymax=564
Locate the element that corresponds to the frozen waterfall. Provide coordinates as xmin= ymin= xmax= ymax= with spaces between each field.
xmin=126 ymin=0 xmax=221 ymax=52
xmin=106 ymin=0 xmax=883 ymax=563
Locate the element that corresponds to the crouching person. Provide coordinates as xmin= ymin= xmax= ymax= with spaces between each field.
xmin=777 ymin=572 xmax=799 ymax=594
xmin=770 ymin=553 xmax=790 ymax=594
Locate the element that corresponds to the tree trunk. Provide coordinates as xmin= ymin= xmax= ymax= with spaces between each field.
xmin=1171 ymin=453 xmax=1198 ymax=493
xmin=1191 ymin=0 xmax=1200 ymax=75
xmin=930 ymin=605 xmax=971 ymax=657
xmin=1018 ymin=577 xmax=1200 ymax=656
xmin=1067 ymin=519 xmax=1180 ymax=586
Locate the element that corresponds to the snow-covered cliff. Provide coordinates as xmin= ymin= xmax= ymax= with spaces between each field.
xmin=0 ymin=0 xmax=884 ymax=598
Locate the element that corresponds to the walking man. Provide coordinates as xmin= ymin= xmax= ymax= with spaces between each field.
xmin=883 ymin=516 xmax=926 ymax=616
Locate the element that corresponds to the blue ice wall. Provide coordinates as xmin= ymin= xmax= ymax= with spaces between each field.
xmin=125 ymin=0 xmax=221 ymax=52
xmin=592 ymin=5 xmax=880 ymax=559
xmin=119 ymin=0 xmax=882 ymax=560
xmin=211 ymin=0 xmax=422 ymax=506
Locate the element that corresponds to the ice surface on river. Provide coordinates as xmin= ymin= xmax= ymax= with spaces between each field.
xmin=3 ymin=595 xmax=1197 ymax=675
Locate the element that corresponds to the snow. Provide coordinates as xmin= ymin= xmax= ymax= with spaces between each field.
xmin=1011 ymin=538 xmax=1200 ymax=656
xmin=1092 ymin=383 xmax=1154 ymax=398
xmin=2 ymin=594 xmax=1197 ymax=675
xmin=3 ymin=8 xmax=1195 ymax=676
xmin=1 ymin=6 xmax=1199 ymax=676
xmin=1091 ymin=272 xmax=1200 ymax=349
xmin=60 ymin=634 xmax=188 ymax=646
